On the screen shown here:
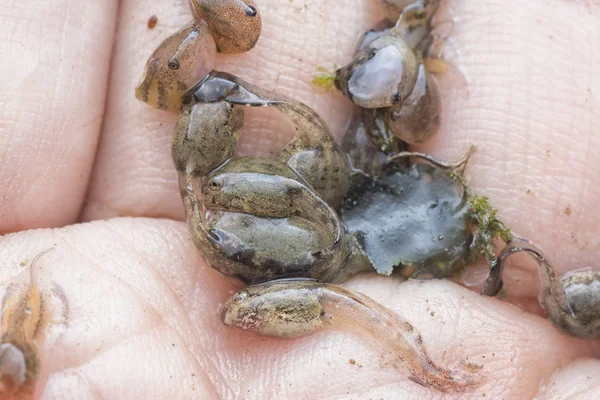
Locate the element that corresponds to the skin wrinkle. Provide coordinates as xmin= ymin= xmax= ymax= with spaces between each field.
xmin=57 ymin=319 xmax=165 ymax=382
xmin=44 ymin=368 xmax=107 ymax=400
xmin=103 ymin=221 xmax=239 ymax=398
xmin=536 ymin=359 xmax=600 ymax=400
xmin=75 ymin=369 xmax=107 ymax=400
xmin=134 ymin=252 xmax=237 ymax=399
xmin=76 ymin=0 xmax=123 ymax=223
xmin=78 ymin=322 xmax=214 ymax=399
xmin=49 ymin=231 xmax=165 ymax=372
xmin=162 ymin=325 xmax=225 ymax=399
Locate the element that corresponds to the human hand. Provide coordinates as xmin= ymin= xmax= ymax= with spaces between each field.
xmin=1 ymin=0 xmax=599 ymax=398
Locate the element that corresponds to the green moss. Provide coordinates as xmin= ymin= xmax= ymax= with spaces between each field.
xmin=468 ymin=194 xmax=513 ymax=267
xmin=311 ymin=66 xmax=337 ymax=89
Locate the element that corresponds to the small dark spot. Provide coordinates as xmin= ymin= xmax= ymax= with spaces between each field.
xmin=147 ymin=15 xmax=158 ymax=29
xmin=245 ymin=5 xmax=258 ymax=17
xmin=391 ymin=93 xmax=402 ymax=104
xmin=349 ymin=359 xmax=356 ymax=365
xmin=564 ymin=207 xmax=572 ymax=216
xmin=168 ymin=58 xmax=180 ymax=70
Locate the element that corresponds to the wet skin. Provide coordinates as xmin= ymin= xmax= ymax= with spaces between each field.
xmin=179 ymin=157 xmax=370 ymax=284
xmin=172 ymin=73 xmax=370 ymax=284
xmin=335 ymin=1 xmax=442 ymax=145
xmin=132 ymin=5 xmax=481 ymax=388
xmin=378 ymin=0 xmax=425 ymax=21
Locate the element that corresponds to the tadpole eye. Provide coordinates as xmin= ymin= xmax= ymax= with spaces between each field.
xmin=208 ymin=179 xmax=221 ymax=191
xmin=167 ymin=58 xmax=180 ymax=70
xmin=245 ymin=5 xmax=257 ymax=17
xmin=234 ymin=292 xmax=247 ymax=304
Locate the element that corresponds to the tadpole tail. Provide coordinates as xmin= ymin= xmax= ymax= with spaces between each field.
xmin=318 ymin=284 xmax=481 ymax=393
xmin=178 ymin=173 xmax=210 ymax=234
xmin=408 ymin=365 xmax=482 ymax=393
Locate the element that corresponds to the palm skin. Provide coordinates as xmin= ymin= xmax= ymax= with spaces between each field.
xmin=1 ymin=0 xmax=599 ymax=398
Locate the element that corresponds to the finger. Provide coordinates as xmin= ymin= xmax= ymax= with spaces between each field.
xmin=0 ymin=0 xmax=119 ymax=234
xmin=416 ymin=1 xmax=600 ymax=296
xmin=1 ymin=220 xmax=597 ymax=399
xmin=81 ymin=0 xmax=386 ymax=221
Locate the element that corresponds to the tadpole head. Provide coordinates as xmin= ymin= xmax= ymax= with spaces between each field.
xmin=191 ymin=0 xmax=262 ymax=54
xmin=135 ymin=22 xmax=216 ymax=111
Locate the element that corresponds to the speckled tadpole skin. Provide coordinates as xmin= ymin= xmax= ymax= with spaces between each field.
xmin=135 ymin=21 xmax=216 ymax=111
xmin=189 ymin=0 xmax=262 ymax=53
xmin=172 ymin=101 xmax=244 ymax=177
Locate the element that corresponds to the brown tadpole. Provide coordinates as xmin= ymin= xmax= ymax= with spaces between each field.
xmin=222 ymin=279 xmax=482 ymax=393
xmin=0 ymin=248 xmax=69 ymax=399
